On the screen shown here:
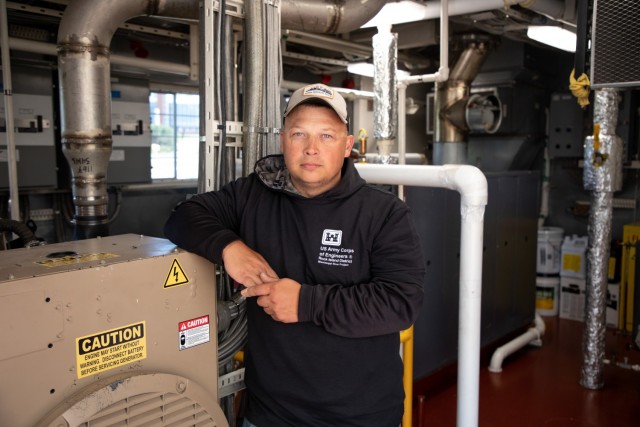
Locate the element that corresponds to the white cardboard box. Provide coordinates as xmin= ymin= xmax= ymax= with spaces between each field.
xmin=559 ymin=277 xmax=586 ymax=321
xmin=606 ymin=283 xmax=620 ymax=328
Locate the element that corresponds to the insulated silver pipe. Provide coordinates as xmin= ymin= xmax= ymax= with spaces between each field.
xmin=581 ymin=88 xmax=623 ymax=389
xmin=372 ymin=25 xmax=398 ymax=163
xmin=57 ymin=0 xmax=198 ymax=238
xmin=281 ymin=0 xmax=386 ymax=33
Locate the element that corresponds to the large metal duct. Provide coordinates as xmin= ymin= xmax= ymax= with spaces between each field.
xmin=281 ymin=0 xmax=387 ymax=33
xmin=57 ymin=0 xmax=198 ymax=239
xmin=433 ymin=35 xmax=492 ymax=165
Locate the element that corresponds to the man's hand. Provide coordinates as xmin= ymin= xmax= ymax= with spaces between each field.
xmin=222 ymin=240 xmax=279 ymax=287
xmin=242 ymin=276 xmax=301 ymax=323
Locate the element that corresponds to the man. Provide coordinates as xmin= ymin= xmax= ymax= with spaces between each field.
xmin=164 ymin=83 xmax=425 ymax=427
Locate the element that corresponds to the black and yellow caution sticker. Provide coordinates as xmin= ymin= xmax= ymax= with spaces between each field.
xmin=75 ymin=321 xmax=147 ymax=379
xmin=164 ymin=259 xmax=189 ymax=288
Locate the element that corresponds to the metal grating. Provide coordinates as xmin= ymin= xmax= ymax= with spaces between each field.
xmin=590 ymin=0 xmax=640 ymax=88
xmin=80 ymin=392 xmax=219 ymax=427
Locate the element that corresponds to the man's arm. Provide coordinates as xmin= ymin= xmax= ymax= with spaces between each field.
xmin=164 ymin=182 xmax=277 ymax=287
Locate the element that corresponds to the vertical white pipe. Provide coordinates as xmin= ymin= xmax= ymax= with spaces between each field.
xmin=354 ymin=163 xmax=487 ymax=427
xmin=457 ymin=209 xmax=484 ymax=427
xmin=0 ymin=0 xmax=20 ymax=221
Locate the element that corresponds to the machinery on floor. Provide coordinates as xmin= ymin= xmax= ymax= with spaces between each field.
xmin=0 ymin=234 xmax=228 ymax=427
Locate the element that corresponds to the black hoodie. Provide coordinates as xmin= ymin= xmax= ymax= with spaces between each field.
xmin=165 ymin=155 xmax=425 ymax=427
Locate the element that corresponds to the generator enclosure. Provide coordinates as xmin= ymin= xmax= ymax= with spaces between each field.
xmin=0 ymin=234 xmax=228 ymax=427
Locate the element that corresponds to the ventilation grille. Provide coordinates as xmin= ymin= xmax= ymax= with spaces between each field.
xmin=590 ymin=0 xmax=640 ymax=88
xmin=80 ymin=392 xmax=219 ymax=427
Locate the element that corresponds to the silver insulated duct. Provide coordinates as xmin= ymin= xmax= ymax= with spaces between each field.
xmin=372 ymin=25 xmax=398 ymax=163
xmin=57 ymin=0 xmax=197 ymax=239
xmin=580 ymin=88 xmax=623 ymax=389
xmin=433 ymin=35 xmax=492 ymax=165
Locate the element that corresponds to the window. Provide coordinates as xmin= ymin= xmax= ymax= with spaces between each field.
xmin=149 ymin=92 xmax=199 ymax=180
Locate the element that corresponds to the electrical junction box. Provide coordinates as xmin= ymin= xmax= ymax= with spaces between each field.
xmin=109 ymin=100 xmax=152 ymax=184
xmin=0 ymin=234 xmax=228 ymax=427
xmin=0 ymin=93 xmax=56 ymax=188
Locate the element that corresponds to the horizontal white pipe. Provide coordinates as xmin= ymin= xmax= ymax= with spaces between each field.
xmin=355 ymin=163 xmax=487 ymax=427
xmin=355 ymin=163 xmax=487 ymax=206
xmin=421 ymin=0 xmax=537 ymax=19
xmin=488 ymin=313 xmax=546 ymax=373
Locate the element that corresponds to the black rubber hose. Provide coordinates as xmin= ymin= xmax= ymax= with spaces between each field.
xmin=0 ymin=218 xmax=40 ymax=247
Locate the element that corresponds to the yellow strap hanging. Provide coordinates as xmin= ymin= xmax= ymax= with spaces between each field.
xmin=569 ymin=68 xmax=591 ymax=109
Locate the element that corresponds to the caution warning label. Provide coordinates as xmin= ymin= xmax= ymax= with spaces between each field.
xmin=164 ymin=259 xmax=189 ymax=288
xmin=76 ymin=321 xmax=147 ymax=379
xmin=179 ymin=315 xmax=210 ymax=351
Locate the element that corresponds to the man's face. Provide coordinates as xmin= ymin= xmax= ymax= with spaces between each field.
xmin=280 ymin=104 xmax=354 ymax=198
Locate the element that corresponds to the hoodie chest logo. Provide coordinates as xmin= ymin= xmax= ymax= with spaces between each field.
xmin=322 ymin=229 xmax=342 ymax=246
xmin=318 ymin=229 xmax=355 ymax=267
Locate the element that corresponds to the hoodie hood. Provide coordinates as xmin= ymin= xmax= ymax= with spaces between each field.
xmin=254 ymin=154 xmax=366 ymax=199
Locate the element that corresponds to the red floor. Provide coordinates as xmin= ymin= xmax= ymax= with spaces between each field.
xmin=413 ymin=317 xmax=640 ymax=427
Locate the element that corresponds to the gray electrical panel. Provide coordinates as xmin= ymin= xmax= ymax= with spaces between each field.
xmin=548 ymin=92 xmax=586 ymax=158
xmin=109 ymin=100 xmax=152 ymax=184
xmin=406 ymin=171 xmax=539 ymax=380
xmin=0 ymin=93 xmax=57 ymax=188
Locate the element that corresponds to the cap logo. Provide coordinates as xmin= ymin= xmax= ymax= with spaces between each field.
xmin=302 ymin=84 xmax=334 ymax=99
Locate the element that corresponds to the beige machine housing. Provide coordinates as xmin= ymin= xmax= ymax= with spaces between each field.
xmin=0 ymin=234 xmax=228 ymax=427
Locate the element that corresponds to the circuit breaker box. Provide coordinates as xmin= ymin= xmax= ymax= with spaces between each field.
xmin=0 ymin=234 xmax=227 ymax=427
xmin=0 ymin=93 xmax=56 ymax=188
xmin=109 ymin=100 xmax=152 ymax=184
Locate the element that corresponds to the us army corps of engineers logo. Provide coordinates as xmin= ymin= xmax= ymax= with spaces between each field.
xmin=318 ymin=229 xmax=355 ymax=267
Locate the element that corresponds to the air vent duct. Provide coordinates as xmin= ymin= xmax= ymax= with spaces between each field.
xmin=590 ymin=0 xmax=640 ymax=88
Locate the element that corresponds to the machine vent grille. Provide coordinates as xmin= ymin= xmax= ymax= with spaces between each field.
xmin=80 ymin=391 xmax=219 ymax=427
xmin=590 ymin=0 xmax=640 ymax=88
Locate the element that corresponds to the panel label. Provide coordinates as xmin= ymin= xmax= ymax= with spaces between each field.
xmin=75 ymin=321 xmax=147 ymax=379
xmin=179 ymin=315 xmax=210 ymax=351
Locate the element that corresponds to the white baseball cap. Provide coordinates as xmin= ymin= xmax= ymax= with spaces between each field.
xmin=283 ymin=83 xmax=348 ymax=124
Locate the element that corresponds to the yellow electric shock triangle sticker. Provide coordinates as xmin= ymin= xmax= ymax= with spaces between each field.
xmin=164 ymin=259 xmax=189 ymax=288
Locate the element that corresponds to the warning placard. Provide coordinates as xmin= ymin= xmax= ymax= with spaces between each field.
xmin=164 ymin=259 xmax=189 ymax=288
xmin=76 ymin=321 xmax=147 ymax=379
xmin=179 ymin=315 xmax=210 ymax=351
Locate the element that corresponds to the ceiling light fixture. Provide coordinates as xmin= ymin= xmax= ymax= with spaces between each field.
xmin=527 ymin=26 xmax=577 ymax=52
xmin=361 ymin=0 xmax=430 ymax=29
